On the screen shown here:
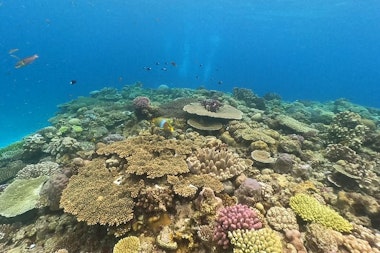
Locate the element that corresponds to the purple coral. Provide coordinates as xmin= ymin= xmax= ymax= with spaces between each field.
xmin=274 ymin=153 xmax=294 ymax=173
xmin=133 ymin=96 xmax=151 ymax=110
xmin=234 ymin=178 xmax=262 ymax=205
xmin=213 ymin=204 xmax=262 ymax=249
xmin=201 ymin=99 xmax=222 ymax=112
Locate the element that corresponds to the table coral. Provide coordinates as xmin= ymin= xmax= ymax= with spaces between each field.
xmin=228 ymin=228 xmax=283 ymax=253
xmin=96 ymin=134 xmax=193 ymax=179
xmin=187 ymin=147 xmax=253 ymax=181
xmin=289 ymin=193 xmax=353 ymax=232
xmin=275 ymin=114 xmax=318 ymax=134
xmin=60 ymin=158 xmax=135 ymax=226
xmin=213 ymin=204 xmax=262 ymax=249
xmin=183 ymin=102 xmax=243 ymax=120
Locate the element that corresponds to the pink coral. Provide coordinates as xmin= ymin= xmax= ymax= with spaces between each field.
xmin=213 ymin=204 xmax=262 ymax=249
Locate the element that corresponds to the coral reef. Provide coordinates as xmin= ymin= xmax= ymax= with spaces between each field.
xmin=290 ymin=193 xmax=353 ymax=232
xmin=0 ymin=84 xmax=379 ymax=252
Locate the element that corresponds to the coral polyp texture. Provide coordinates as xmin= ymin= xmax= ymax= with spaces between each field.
xmin=228 ymin=228 xmax=283 ymax=253
xmin=60 ymin=158 xmax=135 ymax=226
xmin=289 ymin=193 xmax=353 ymax=232
xmin=213 ymin=204 xmax=262 ymax=249
xmin=113 ymin=236 xmax=141 ymax=253
xmin=96 ymin=133 xmax=194 ymax=178
xmin=187 ymin=147 xmax=253 ymax=180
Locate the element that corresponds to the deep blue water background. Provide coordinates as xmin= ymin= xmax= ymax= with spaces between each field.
xmin=1 ymin=0 xmax=379 ymax=148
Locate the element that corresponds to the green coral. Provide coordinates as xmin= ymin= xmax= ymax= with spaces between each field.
xmin=289 ymin=193 xmax=353 ymax=232
xmin=228 ymin=228 xmax=283 ymax=253
xmin=0 ymin=176 xmax=48 ymax=217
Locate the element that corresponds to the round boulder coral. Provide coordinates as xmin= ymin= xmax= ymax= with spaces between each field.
xmin=213 ymin=204 xmax=262 ymax=249
xmin=266 ymin=206 xmax=299 ymax=231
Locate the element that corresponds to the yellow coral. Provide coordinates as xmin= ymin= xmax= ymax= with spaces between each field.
xmin=113 ymin=236 xmax=140 ymax=253
xmin=228 ymin=228 xmax=283 ymax=253
xmin=289 ymin=193 xmax=353 ymax=232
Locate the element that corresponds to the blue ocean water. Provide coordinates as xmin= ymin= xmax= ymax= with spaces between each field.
xmin=1 ymin=0 xmax=379 ymax=148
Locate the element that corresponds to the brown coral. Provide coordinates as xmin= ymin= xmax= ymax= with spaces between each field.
xmin=96 ymin=134 xmax=194 ymax=178
xmin=167 ymin=174 xmax=224 ymax=198
xmin=187 ymin=147 xmax=252 ymax=181
xmin=60 ymin=158 xmax=135 ymax=226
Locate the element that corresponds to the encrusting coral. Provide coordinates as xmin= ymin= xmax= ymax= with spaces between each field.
xmin=290 ymin=193 xmax=353 ymax=232
xmin=0 ymin=175 xmax=48 ymax=217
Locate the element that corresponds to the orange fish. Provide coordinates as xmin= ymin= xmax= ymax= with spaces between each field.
xmin=15 ymin=54 xmax=39 ymax=69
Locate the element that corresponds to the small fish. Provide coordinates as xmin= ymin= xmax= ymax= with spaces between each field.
xmin=15 ymin=54 xmax=38 ymax=69
xmin=171 ymin=61 xmax=176 ymax=67
xmin=161 ymin=67 xmax=167 ymax=71
xmin=8 ymin=48 xmax=19 ymax=54
xmin=69 ymin=80 xmax=77 ymax=85
xmin=144 ymin=66 xmax=152 ymax=71
xmin=218 ymin=80 xmax=223 ymax=85
xmin=152 ymin=117 xmax=174 ymax=133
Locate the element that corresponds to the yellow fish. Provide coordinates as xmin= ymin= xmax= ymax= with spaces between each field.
xmin=152 ymin=117 xmax=174 ymax=133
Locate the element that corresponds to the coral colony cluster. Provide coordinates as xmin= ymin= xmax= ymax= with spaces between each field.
xmin=200 ymin=98 xmax=223 ymax=112
xmin=0 ymin=83 xmax=380 ymax=253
